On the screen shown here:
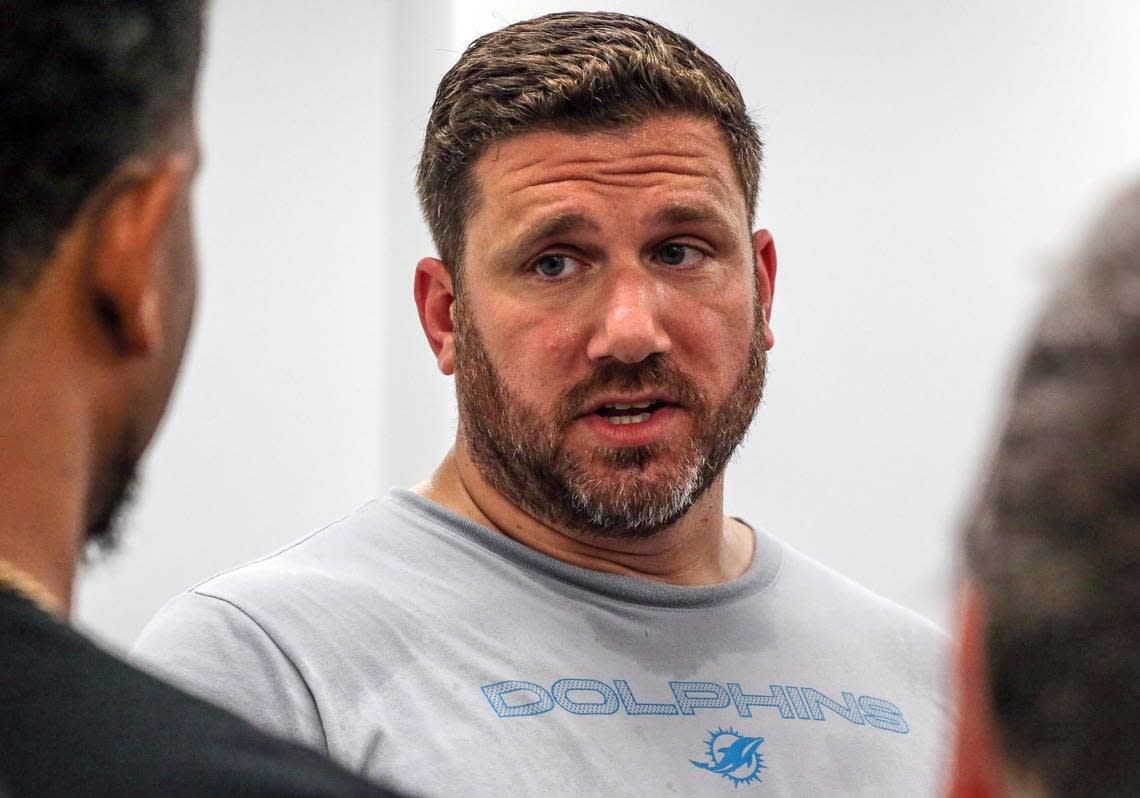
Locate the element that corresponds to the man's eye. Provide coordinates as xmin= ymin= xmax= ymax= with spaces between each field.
xmin=532 ymin=254 xmax=583 ymax=279
xmin=656 ymin=243 xmax=703 ymax=268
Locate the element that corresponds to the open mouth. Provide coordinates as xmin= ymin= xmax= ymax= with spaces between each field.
xmin=593 ymin=400 xmax=670 ymax=426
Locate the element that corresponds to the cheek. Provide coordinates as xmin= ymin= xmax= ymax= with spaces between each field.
xmin=481 ymin=304 xmax=588 ymax=393
xmin=542 ymin=318 xmax=587 ymax=358
xmin=669 ymin=291 xmax=756 ymax=381
xmin=524 ymin=327 xmax=584 ymax=391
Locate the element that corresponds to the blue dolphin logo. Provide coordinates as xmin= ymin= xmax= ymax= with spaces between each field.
xmin=691 ymin=727 xmax=766 ymax=786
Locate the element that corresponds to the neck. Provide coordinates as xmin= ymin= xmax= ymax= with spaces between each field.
xmin=0 ymin=459 xmax=83 ymax=618
xmin=0 ymin=348 xmax=93 ymax=619
xmin=414 ymin=440 xmax=754 ymax=586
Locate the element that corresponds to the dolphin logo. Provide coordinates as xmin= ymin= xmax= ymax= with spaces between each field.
xmin=691 ymin=727 xmax=766 ymax=786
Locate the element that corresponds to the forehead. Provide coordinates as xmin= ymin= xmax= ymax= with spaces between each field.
xmin=466 ymin=115 xmax=748 ymax=248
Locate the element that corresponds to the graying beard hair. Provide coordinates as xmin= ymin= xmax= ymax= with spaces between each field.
xmin=453 ymin=281 xmax=765 ymax=540
xmin=565 ymin=440 xmax=705 ymax=532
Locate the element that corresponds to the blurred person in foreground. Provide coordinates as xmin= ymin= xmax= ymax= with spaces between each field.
xmin=0 ymin=2 xmax=405 ymax=795
xmin=947 ymin=180 xmax=1140 ymax=798
xmin=136 ymin=11 xmax=948 ymax=796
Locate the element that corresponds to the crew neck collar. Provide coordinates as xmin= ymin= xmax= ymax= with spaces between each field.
xmin=387 ymin=489 xmax=783 ymax=610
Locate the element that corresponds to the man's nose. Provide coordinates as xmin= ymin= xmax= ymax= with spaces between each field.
xmin=585 ymin=269 xmax=672 ymax=364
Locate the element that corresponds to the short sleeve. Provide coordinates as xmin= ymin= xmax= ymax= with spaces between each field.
xmin=133 ymin=590 xmax=328 ymax=754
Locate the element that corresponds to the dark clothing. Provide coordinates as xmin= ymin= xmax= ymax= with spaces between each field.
xmin=0 ymin=590 xmax=405 ymax=797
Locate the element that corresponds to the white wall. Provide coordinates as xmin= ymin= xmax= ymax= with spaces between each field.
xmin=77 ymin=1 xmax=1140 ymax=648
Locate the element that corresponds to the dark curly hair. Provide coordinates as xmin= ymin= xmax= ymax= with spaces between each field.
xmin=0 ymin=0 xmax=203 ymax=302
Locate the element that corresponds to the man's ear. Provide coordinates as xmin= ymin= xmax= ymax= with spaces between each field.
xmin=946 ymin=579 xmax=1005 ymax=798
xmin=86 ymin=152 xmax=193 ymax=356
xmin=414 ymin=257 xmax=457 ymax=375
xmin=752 ymin=229 xmax=777 ymax=350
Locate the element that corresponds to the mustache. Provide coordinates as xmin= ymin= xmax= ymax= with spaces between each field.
xmin=554 ymin=354 xmax=709 ymax=428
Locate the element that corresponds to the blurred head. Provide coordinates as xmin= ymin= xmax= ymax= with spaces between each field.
xmin=950 ymin=181 xmax=1140 ymax=797
xmin=0 ymin=0 xmax=205 ymax=549
xmin=414 ymin=13 xmax=776 ymax=537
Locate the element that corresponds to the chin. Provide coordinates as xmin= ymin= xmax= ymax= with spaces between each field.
xmin=561 ymin=456 xmax=708 ymax=537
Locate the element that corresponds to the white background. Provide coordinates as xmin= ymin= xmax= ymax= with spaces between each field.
xmin=77 ymin=1 xmax=1140 ymax=651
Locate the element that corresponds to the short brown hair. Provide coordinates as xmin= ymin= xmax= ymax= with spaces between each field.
xmin=416 ymin=11 xmax=762 ymax=278
xmin=964 ymin=180 xmax=1140 ymax=797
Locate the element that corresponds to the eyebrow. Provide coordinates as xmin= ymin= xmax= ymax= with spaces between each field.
xmin=500 ymin=212 xmax=602 ymax=265
xmin=644 ymin=201 xmax=733 ymax=230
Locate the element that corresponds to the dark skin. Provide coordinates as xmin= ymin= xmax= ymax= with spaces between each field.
xmin=0 ymin=122 xmax=199 ymax=616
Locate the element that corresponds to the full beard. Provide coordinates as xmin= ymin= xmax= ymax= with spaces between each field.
xmin=453 ymin=296 xmax=767 ymax=540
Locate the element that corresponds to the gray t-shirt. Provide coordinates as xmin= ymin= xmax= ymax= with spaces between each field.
xmin=135 ymin=491 xmax=948 ymax=797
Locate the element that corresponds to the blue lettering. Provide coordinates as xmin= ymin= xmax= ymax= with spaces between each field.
xmin=858 ymin=695 xmax=909 ymax=734
xmin=551 ymin=679 xmax=619 ymax=715
xmin=482 ymin=677 xmax=912 ymax=735
xmin=614 ymin=679 xmax=679 ymax=716
xmin=727 ymin=682 xmax=795 ymax=719
xmin=669 ymin=681 xmax=731 ymax=715
xmin=786 ymin=686 xmax=813 ymax=719
xmin=481 ymin=680 xmax=554 ymax=718
xmin=801 ymin=688 xmax=865 ymax=725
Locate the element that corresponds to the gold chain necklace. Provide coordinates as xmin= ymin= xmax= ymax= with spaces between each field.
xmin=0 ymin=559 xmax=63 ymax=617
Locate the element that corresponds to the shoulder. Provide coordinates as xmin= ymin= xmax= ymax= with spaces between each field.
xmin=759 ymin=532 xmax=949 ymax=697
xmin=172 ymin=497 xmax=415 ymax=614
xmin=164 ymin=491 xmax=486 ymax=629
xmin=197 ymin=499 xmax=386 ymax=587
xmin=751 ymin=532 xmax=951 ymax=732
xmin=772 ymin=534 xmax=946 ymax=640
xmin=133 ymin=494 xmax=453 ymax=673
xmin=0 ymin=607 xmax=394 ymax=797
xmin=111 ymin=662 xmax=392 ymax=797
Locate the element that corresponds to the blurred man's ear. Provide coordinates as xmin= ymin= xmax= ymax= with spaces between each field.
xmin=946 ymin=580 xmax=1006 ymax=798
xmin=84 ymin=152 xmax=195 ymax=357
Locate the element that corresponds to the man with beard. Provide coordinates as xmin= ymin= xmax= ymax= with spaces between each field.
xmin=946 ymin=181 xmax=1140 ymax=798
xmin=0 ymin=2 xmax=403 ymax=796
xmin=136 ymin=12 xmax=947 ymax=796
